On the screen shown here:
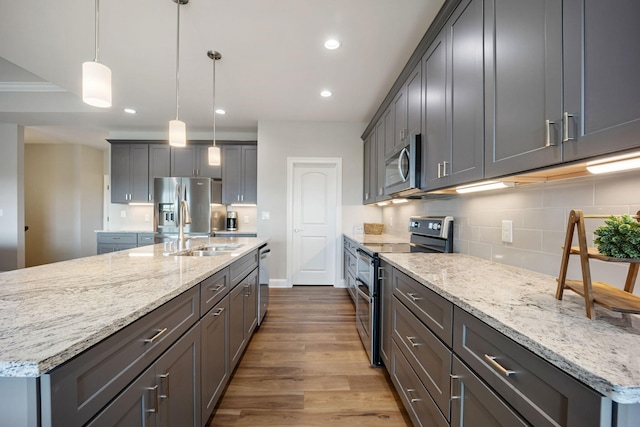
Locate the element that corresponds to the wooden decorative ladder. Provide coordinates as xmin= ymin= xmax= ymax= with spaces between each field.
xmin=555 ymin=209 xmax=640 ymax=319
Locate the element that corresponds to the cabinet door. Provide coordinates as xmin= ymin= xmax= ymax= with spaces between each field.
xmin=406 ymin=63 xmax=422 ymax=138
xmin=171 ymin=146 xmax=197 ymax=177
xmin=241 ymin=145 xmax=258 ymax=204
xmin=451 ymin=356 xmax=529 ymax=427
xmin=111 ymin=145 xmax=131 ymax=203
xmin=448 ymin=0 xmax=484 ymax=186
xmin=363 ymin=136 xmax=373 ymax=204
xmin=86 ymin=367 xmax=156 ymax=427
xmin=379 ymin=260 xmax=392 ymax=370
xmin=196 ymin=145 xmax=222 ymax=179
xmin=222 ymin=145 xmax=242 ymax=204
xmin=421 ymin=33 xmax=448 ymax=191
xmin=484 ymin=0 xmax=563 ymax=178
xmin=201 ymin=295 xmax=229 ymax=424
xmin=243 ymin=269 xmax=259 ymax=338
xmin=393 ymin=87 xmax=407 ymax=147
xmin=228 ymin=282 xmax=247 ymax=370
xmin=156 ymin=324 xmax=201 ymax=427
xmin=563 ymin=0 xmax=640 ymax=162
xmin=375 ymin=118 xmax=390 ymax=202
xmin=130 ymin=144 xmax=150 ymax=202
xmin=149 ymin=144 xmax=171 ymax=201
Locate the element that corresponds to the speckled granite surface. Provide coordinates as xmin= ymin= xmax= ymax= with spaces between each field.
xmin=0 ymin=237 xmax=266 ymax=378
xmin=344 ymin=233 xmax=408 ymax=245
xmin=381 ymin=252 xmax=640 ymax=404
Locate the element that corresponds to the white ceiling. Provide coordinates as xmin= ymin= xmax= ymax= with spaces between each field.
xmin=0 ymin=0 xmax=444 ymax=148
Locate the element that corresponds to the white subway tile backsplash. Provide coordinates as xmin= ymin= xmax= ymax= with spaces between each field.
xmin=381 ymin=172 xmax=640 ymax=294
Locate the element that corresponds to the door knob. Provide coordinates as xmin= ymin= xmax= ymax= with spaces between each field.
xmin=294 ymin=229 xmax=302 ymax=233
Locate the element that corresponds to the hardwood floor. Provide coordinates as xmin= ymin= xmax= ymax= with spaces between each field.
xmin=207 ymin=286 xmax=412 ymax=426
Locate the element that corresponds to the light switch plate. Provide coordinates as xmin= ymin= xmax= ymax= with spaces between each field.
xmin=261 ymin=211 xmax=270 ymax=220
xmin=120 ymin=210 xmax=127 ymax=218
xmin=501 ymin=220 xmax=513 ymax=243
xmin=243 ymin=215 xmax=249 ymax=224
xmin=0 ymin=208 xmax=3 ymax=217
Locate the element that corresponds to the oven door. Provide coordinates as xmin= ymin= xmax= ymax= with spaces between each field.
xmin=384 ymin=133 xmax=421 ymax=197
xmin=355 ymin=277 xmax=373 ymax=364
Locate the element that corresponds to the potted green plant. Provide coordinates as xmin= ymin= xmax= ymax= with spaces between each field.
xmin=593 ymin=214 xmax=640 ymax=259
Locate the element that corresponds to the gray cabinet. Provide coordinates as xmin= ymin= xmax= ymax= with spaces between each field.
xmin=222 ymin=145 xmax=257 ymax=204
xmin=363 ymin=134 xmax=376 ymax=204
xmin=88 ymin=323 xmax=201 ymax=427
xmin=97 ymin=232 xmax=153 ymax=254
xmin=375 ymin=118 xmax=391 ymax=202
xmin=170 ymin=145 xmax=222 ymax=179
xmin=228 ymin=268 xmax=258 ymax=372
xmin=343 ymin=238 xmax=358 ymax=303
xmin=484 ymin=0 xmax=563 ymax=178
xmin=201 ymin=294 xmax=229 ymax=425
xmin=406 ymin=63 xmax=422 ymax=139
xmin=450 ymin=355 xmax=529 ymax=427
xmin=379 ymin=259 xmax=392 ymax=369
xmin=149 ymin=144 xmax=171 ymax=201
xmin=562 ymin=0 xmax=640 ymax=162
xmin=423 ymin=0 xmax=484 ymax=191
xmin=111 ymin=144 xmax=150 ymax=203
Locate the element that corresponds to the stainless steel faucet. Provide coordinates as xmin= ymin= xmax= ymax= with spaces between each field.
xmin=178 ymin=199 xmax=192 ymax=250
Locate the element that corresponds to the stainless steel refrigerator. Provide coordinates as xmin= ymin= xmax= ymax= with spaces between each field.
xmin=154 ymin=177 xmax=224 ymax=241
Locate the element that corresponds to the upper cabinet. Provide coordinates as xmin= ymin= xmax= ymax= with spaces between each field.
xmin=171 ymin=145 xmax=222 ymax=179
xmin=111 ymin=144 xmax=149 ymax=203
xmin=484 ymin=0 xmax=563 ymax=178
xmin=148 ymin=144 xmax=170 ymax=202
xmin=363 ymin=134 xmax=376 ymax=204
xmin=222 ymin=145 xmax=257 ymax=204
xmin=562 ymin=0 xmax=640 ymax=162
xmin=375 ymin=116 xmax=391 ymax=202
xmin=422 ymin=0 xmax=484 ymax=193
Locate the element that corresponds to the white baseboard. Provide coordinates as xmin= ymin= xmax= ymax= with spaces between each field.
xmin=334 ymin=280 xmax=347 ymax=288
xmin=269 ymin=279 xmax=291 ymax=288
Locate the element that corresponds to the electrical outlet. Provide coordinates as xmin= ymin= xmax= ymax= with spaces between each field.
xmin=501 ymin=220 xmax=513 ymax=243
xmin=390 ymin=216 xmax=394 ymax=227
xmin=144 ymin=214 xmax=150 ymax=222
xmin=261 ymin=211 xmax=271 ymax=220
xmin=120 ymin=210 xmax=127 ymax=218
xmin=244 ymin=215 xmax=249 ymax=224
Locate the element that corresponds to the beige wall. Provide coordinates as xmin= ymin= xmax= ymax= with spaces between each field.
xmin=380 ymin=170 xmax=640 ymax=293
xmin=24 ymin=144 xmax=104 ymax=266
xmin=0 ymin=124 xmax=25 ymax=271
xmin=256 ymin=121 xmax=381 ymax=284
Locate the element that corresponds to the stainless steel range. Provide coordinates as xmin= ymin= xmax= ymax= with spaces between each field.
xmin=354 ymin=216 xmax=454 ymax=366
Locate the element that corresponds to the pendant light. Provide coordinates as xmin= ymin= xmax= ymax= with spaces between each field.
xmin=207 ymin=50 xmax=222 ymax=165
xmin=169 ymin=0 xmax=188 ymax=147
xmin=82 ymin=0 xmax=112 ymax=108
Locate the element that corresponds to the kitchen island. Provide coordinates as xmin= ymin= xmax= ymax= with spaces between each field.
xmin=381 ymin=252 xmax=640 ymax=426
xmin=0 ymin=236 xmax=267 ymax=426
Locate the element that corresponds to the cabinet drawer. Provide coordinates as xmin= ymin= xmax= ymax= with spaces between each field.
xmin=392 ymin=268 xmax=453 ymax=346
xmin=230 ymin=249 xmax=258 ymax=287
xmin=137 ymin=233 xmax=155 ymax=246
xmin=44 ymin=286 xmax=200 ymax=427
xmin=393 ymin=295 xmax=451 ymax=418
xmin=390 ymin=341 xmax=448 ymax=427
xmin=200 ymin=267 xmax=229 ymax=316
xmin=344 ymin=238 xmax=358 ymax=254
xmin=453 ymin=307 xmax=604 ymax=427
xmin=97 ymin=233 xmax=137 ymax=245
xmin=346 ymin=251 xmax=357 ymax=274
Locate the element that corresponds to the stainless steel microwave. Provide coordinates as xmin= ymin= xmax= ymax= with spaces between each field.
xmin=384 ymin=133 xmax=421 ymax=197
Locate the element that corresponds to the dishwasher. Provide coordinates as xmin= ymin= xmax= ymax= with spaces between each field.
xmin=258 ymin=244 xmax=271 ymax=325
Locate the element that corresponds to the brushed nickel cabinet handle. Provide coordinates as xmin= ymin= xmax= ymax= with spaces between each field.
xmin=406 ymin=336 xmax=421 ymax=348
xmin=406 ymin=292 xmax=422 ymax=302
xmin=144 ymin=327 xmax=168 ymax=344
xmin=450 ymin=374 xmax=462 ymax=400
xmin=209 ymin=285 xmax=224 ymax=292
xmin=406 ymin=388 xmax=421 ymax=403
xmin=212 ymin=307 xmax=225 ymax=317
xmin=159 ymin=373 xmax=170 ymax=399
xmin=545 ymin=119 xmax=557 ymax=147
xmin=146 ymin=385 xmax=159 ymax=413
xmin=484 ymin=354 xmax=516 ymax=377
xmin=563 ymin=112 xmax=575 ymax=142
xmin=443 ymin=161 xmax=449 ymax=177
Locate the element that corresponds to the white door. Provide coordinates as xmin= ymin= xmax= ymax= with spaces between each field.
xmin=290 ymin=161 xmax=339 ymax=285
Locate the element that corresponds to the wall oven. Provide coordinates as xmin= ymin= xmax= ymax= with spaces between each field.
xmin=384 ymin=133 xmax=421 ymax=197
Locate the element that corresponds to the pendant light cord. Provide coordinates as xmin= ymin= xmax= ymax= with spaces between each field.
xmin=175 ymin=0 xmax=181 ymax=121
xmin=212 ymin=53 xmax=216 ymax=147
xmin=94 ymin=0 xmax=100 ymax=62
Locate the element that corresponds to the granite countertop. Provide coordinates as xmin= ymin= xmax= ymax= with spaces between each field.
xmin=381 ymin=253 xmax=640 ymax=404
xmin=344 ymin=232 xmax=408 ymax=245
xmin=95 ymin=229 xmax=154 ymax=233
xmin=0 ymin=237 xmax=267 ymax=378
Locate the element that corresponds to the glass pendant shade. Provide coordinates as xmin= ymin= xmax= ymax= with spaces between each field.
xmin=169 ymin=120 xmax=186 ymax=147
xmin=208 ymin=145 xmax=221 ymax=165
xmin=82 ymin=61 xmax=112 ymax=108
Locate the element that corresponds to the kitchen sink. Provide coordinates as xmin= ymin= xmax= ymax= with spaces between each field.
xmin=164 ymin=243 xmax=244 ymax=257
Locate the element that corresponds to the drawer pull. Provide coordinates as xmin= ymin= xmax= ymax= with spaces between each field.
xmin=159 ymin=373 xmax=170 ymax=399
xmin=406 ymin=336 xmax=421 ymax=348
xmin=406 ymin=388 xmax=421 ymax=403
xmin=406 ymin=292 xmax=422 ymax=302
xmin=209 ymin=285 xmax=224 ymax=292
xmin=212 ymin=307 xmax=225 ymax=317
xmin=450 ymin=375 xmax=462 ymax=400
xmin=146 ymin=385 xmax=159 ymax=413
xmin=144 ymin=327 xmax=168 ymax=344
xmin=484 ymin=354 xmax=516 ymax=377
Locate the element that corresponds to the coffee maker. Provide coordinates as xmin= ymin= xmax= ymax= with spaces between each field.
xmin=226 ymin=211 xmax=238 ymax=231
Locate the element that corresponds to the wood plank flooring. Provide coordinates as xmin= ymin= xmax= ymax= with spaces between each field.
xmin=207 ymin=286 xmax=412 ymax=427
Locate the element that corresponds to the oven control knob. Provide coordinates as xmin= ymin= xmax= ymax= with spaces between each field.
xmin=435 ymin=223 xmax=442 ymax=230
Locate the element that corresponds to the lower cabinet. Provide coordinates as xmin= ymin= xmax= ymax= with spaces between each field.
xmin=87 ymin=323 xmax=202 ymax=427
xmin=97 ymin=232 xmax=155 ymax=254
xmin=379 ymin=259 xmax=392 ymax=368
xmin=201 ymin=295 xmax=230 ymax=424
xmin=229 ymin=268 xmax=258 ymax=371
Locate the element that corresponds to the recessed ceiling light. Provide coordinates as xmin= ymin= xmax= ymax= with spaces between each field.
xmin=215 ymin=109 xmax=226 ymax=115
xmin=124 ymin=108 xmax=136 ymax=114
xmin=320 ymin=90 xmax=332 ymax=97
xmin=324 ymin=39 xmax=341 ymax=50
